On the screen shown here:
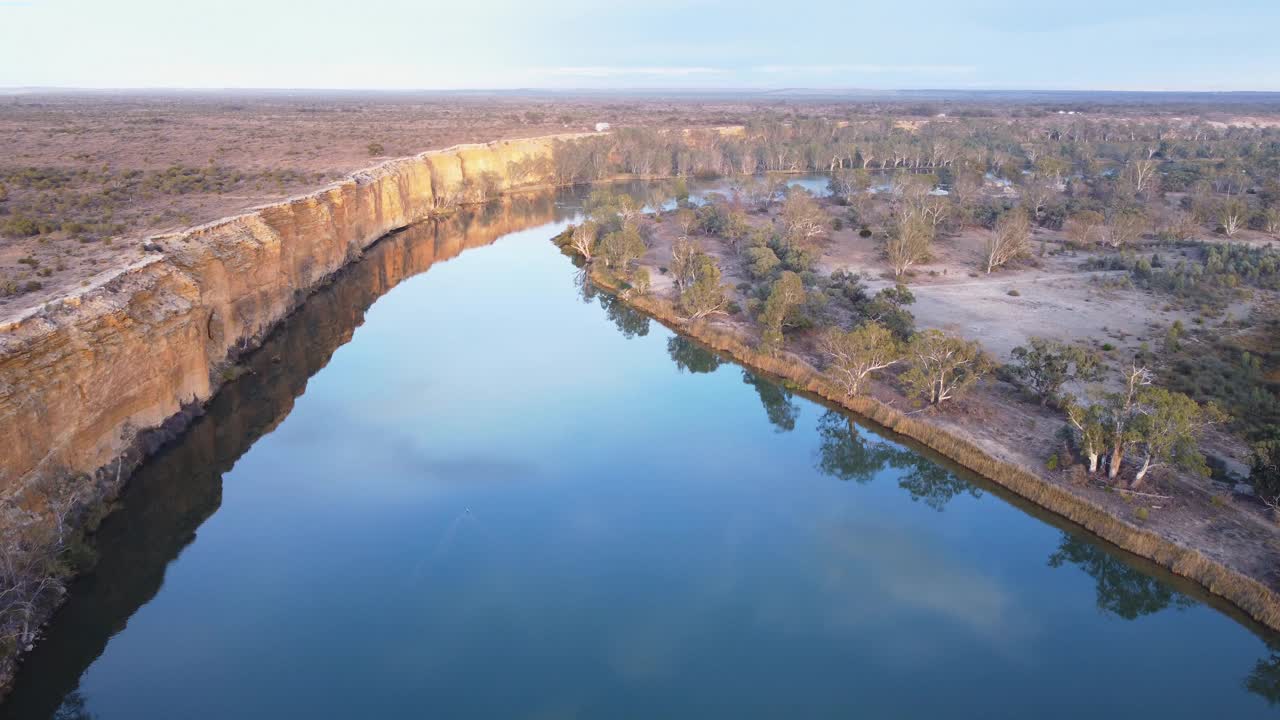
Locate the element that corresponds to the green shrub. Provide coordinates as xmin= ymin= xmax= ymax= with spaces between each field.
xmin=2 ymin=215 xmax=40 ymax=237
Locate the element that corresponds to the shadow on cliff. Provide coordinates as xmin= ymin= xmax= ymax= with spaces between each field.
xmin=0 ymin=191 xmax=560 ymax=719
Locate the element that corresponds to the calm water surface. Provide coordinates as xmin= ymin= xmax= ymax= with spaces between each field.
xmin=3 ymin=183 xmax=1278 ymax=718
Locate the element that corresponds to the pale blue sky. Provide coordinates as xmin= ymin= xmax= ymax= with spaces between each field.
xmin=1 ymin=0 xmax=1276 ymax=91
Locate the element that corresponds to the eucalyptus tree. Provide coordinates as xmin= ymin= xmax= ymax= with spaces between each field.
xmin=884 ymin=208 xmax=934 ymax=277
xmin=678 ymin=250 xmax=730 ymax=320
xmin=984 ymin=207 xmax=1032 ymax=273
xmin=902 ymin=330 xmax=991 ymax=406
xmin=820 ymin=322 xmax=904 ymax=397
xmin=1009 ymin=337 xmax=1101 ymax=406
xmin=759 ymin=271 xmax=806 ymax=352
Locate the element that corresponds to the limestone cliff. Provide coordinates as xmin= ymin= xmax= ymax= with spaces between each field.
xmin=0 ymin=135 xmax=575 ymax=500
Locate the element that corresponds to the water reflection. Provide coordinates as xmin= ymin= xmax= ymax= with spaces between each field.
xmin=576 ymin=268 xmax=651 ymax=339
xmin=888 ymin=451 xmax=981 ymax=511
xmin=812 ymin=409 xmax=979 ymax=510
xmin=666 ymin=336 xmax=722 ymax=375
xmin=1048 ymin=534 xmax=1198 ymax=620
xmin=599 ymin=294 xmax=651 ymax=340
xmin=1246 ymin=642 xmax=1280 ymax=706
xmin=660 ymin=315 xmax=978 ymax=511
xmin=1035 ymin=533 xmax=1280 ymax=701
xmin=741 ymin=371 xmax=799 ymax=432
xmin=814 ymin=410 xmax=894 ymax=484
xmin=1 ymin=192 xmax=561 ymax=720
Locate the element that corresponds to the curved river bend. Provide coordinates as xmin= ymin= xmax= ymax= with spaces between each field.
xmin=3 ymin=183 xmax=1278 ymax=719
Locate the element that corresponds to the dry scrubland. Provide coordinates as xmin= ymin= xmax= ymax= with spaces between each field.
xmin=0 ymin=91 xmax=751 ymax=316
xmin=4 ymin=91 xmax=1276 ymax=318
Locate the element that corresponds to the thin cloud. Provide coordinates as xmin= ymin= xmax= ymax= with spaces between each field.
xmin=754 ymin=64 xmax=977 ymax=75
xmin=543 ymin=66 xmax=725 ymax=78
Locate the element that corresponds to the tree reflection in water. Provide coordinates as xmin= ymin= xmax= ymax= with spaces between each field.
xmin=664 ymin=334 xmax=802 ymax=436
xmin=599 ymin=293 xmax=650 ymax=339
xmin=578 ymin=270 xmax=650 ymax=339
xmin=1245 ymin=641 xmax=1280 ymax=706
xmin=742 ymin=371 xmax=799 ymax=433
xmin=1045 ymin=534 xmax=1280 ymax=705
xmin=666 ymin=336 xmax=722 ymax=375
xmin=1047 ymin=534 xmax=1197 ymax=620
xmin=888 ymin=451 xmax=982 ymax=510
xmin=813 ymin=410 xmax=980 ymax=510
xmin=814 ymin=409 xmax=893 ymax=484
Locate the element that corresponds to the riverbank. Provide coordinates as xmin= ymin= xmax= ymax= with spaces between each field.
xmin=575 ymin=262 xmax=1280 ymax=634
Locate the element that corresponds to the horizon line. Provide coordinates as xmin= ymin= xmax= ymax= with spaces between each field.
xmin=3 ymin=86 xmax=1280 ymax=96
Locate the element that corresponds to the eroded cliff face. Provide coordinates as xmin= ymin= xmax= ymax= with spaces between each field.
xmin=0 ymin=135 xmax=573 ymax=501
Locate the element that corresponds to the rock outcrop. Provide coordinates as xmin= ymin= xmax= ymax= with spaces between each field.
xmin=0 ymin=135 xmax=573 ymax=500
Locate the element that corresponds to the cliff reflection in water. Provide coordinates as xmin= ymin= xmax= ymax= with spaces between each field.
xmin=0 ymin=191 xmax=561 ymax=720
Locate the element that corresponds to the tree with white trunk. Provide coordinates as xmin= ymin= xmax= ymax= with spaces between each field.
xmin=1220 ymin=198 xmax=1248 ymax=238
xmin=1127 ymin=388 xmax=1226 ymax=487
xmin=779 ymin=188 xmax=826 ymax=252
xmin=568 ymin=221 xmax=598 ymax=262
xmin=677 ymin=250 xmax=730 ymax=320
xmin=1065 ymin=399 xmax=1108 ymax=474
xmin=1065 ymin=210 xmax=1106 ymax=246
xmin=1102 ymin=364 xmax=1152 ymax=482
xmin=1262 ymin=207 xmax=1280 ymax=236
xmin=884 ymin=207 xmax=934 ymax=277
xmin=984 ymin=207 xmax=1032 ymax=273
xmin=902 ymin=330 xmax=991 ymax=406
xmin=1127 ymin=156 xmax=1159 ymax=195
xmin=1103 ymin=209 xmax=1147 ymax=249
xmin=820 ymin=322 xmax=903 ymax=397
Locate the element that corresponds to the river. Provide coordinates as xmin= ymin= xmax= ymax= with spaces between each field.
xmin=2 ymin=181 xmax=1277 ymax=718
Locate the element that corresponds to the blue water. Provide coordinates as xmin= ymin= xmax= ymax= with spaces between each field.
xmin=3 ymin=187 xmax=1277 ymax=719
